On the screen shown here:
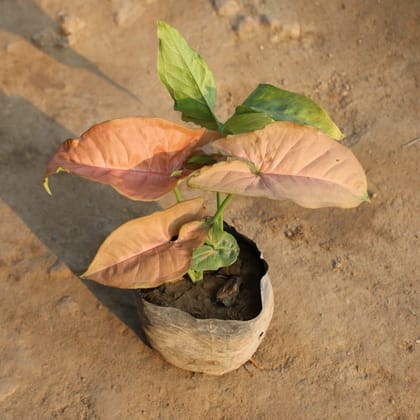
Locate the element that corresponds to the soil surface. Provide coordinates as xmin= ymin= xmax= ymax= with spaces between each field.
xmin=141 ymin=228 xmax=266 ymax=321
xmin=0 ymin=0 xmax=419 ymax=419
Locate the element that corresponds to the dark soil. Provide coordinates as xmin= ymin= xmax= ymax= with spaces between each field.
xmin=139 ymin=229 xmax=267 ymax=321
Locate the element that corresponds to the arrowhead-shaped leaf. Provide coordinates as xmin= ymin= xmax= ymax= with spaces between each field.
xmin=190 ymin=226 xmax=240 ymax=272
xmin=224 ymin=84 xmax=344 ymax=140
xmin=189 ymin=122 xmax=368 ymax=208
xmin=157 ymin=21 xmax=221 ymax=131
xmin=45 ymin=117 xmax=206 ymax=201
xmin=82 ymin=198 xmax=209 ymax=288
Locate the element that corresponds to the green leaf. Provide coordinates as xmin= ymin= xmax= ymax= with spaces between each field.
xmin=187 ymin=268 xmax=204 ymax=283
xmin=224 ymin=112 xmax=274 ymax=135
xmin=224 ymin=83 xmax=344 ymax=140
xmin=190 ymin=226 xmax=240 ymax=273
xmin=187 ymin=154 xmax=217 ymax=166
xmin=157 ymin=21 xmax=221 ymax=131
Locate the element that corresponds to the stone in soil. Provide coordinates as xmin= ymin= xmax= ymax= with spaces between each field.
xmin=235 ymin=16 xmax=259 ymax=39
xmin=141 ymin=232 xmax=265 ymax=321
xmin=213 ymin=0 xmax=241 ymax=17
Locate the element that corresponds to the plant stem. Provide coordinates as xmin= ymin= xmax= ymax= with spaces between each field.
xmin=213 ymin=193 xmax=233 ymax=232
xmin=216 ymin=194 xmax=234 ymax=218
xmin=174 ymin=186 xmax=183 ymax=203
xmin=216 ymin=192 xmax=222 ymax=208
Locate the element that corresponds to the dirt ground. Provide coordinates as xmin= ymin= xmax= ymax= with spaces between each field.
xmin=0 ymin=0 xmax=419 ymax=418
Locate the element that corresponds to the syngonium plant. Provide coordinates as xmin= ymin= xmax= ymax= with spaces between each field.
xmin=44 ymin=22 xmax=368 ymax=288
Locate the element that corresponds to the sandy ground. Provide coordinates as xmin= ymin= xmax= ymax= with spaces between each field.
xmin=0 ymin=0 xmax=419 ymax=418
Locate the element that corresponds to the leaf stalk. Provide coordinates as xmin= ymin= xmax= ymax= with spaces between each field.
xmin=213 ymin=193 xmax=234 ymax=233
xmin=174 ymin=186 xmax=183 ymax=203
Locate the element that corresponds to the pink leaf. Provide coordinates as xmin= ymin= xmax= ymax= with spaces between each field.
xmin=188 ymin=121 xmax=368 ymax=208
xmin=82 ymin=198 xmax=209 ymax=288
xmin=45 ymin=117 xmax=206 ymax=200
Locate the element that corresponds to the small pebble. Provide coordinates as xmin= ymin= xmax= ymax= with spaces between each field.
xmin=48 ymin=259 xmax=69 ymax=278
xmin=281 ymin=21 xmax=301 ymax=39
xmin=58 ymin=13 xmax=85 ymax=36
xmin=31 ymin=28 xmax=68 ymax=48
xmin=31 ymin=28 xmax=57 ymax=48
xmin=112 ymin=0 xmax=144 ymax=26
xmin=55 ymin=295 xmax=80 ymax=316
xmin=331 ymin=257 xmax=343 ymax=270
xmin=216 ymin=277 xmax=242 ymax=307
xmin=262 ymin=15 xmax=282 ymax=31
xmin=213 ymin=0 xmax=241 ymax=17
xmin=235 ymin=16 xmax=259 ymax=39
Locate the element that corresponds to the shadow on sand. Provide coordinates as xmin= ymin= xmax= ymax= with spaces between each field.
xmin=0 ymin=0 xmax=142 ymax=103
xmin=0 ymin=88 xmax=157 ymax=338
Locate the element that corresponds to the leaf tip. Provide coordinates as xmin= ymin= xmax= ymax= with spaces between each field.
xmin=362 ymin=191 xmax=370 ymax=203
xmin=157 ymin=20 xmax=166 ymax=31
xmin=43 ymin=177 xmax=52 ymax=195
xmin=170 ymin=169 xmax=184 ymax=178
xmin=157 ymin=20 xmax=173 ymax=36
xmin=334 ymin=128 xmax=345 ymax=141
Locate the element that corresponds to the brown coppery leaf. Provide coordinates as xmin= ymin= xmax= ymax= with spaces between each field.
xmin=45 ymin=117 xmax=206 ymax=201
xmin=82 ymin=198 xmax=209 ymax=288
xmin=188 ymin=121 xmax=368 ymax=208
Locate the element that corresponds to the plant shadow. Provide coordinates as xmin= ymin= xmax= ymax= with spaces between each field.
xmin=0 ymin=0 xmax=140 ymax=102
xmin=0 ymin=88 xmax=158 ymax=339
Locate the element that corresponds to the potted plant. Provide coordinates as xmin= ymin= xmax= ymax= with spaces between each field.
xmin=44 ymin=22 xmax=368 ymax=375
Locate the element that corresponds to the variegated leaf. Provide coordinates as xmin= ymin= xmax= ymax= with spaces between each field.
xmin=45 ymin=117 xmax=206 ymax=201
xmin=82 ymin=199 xmax=209 ymax=288
xmin=189 ymin=122 xmax=368 ymax=208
